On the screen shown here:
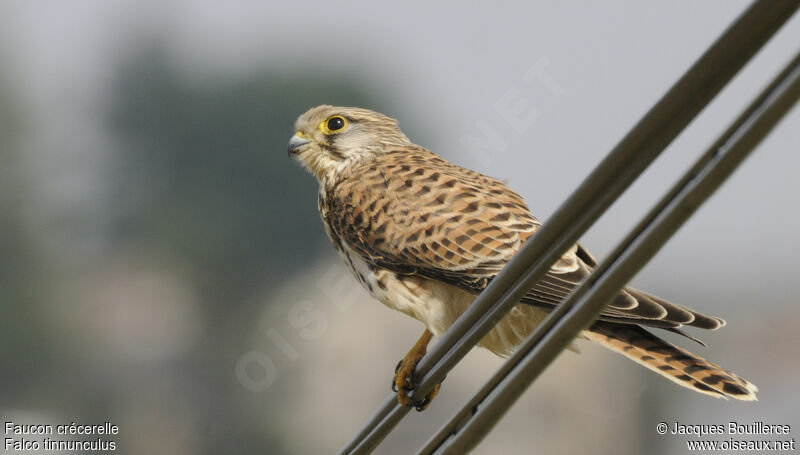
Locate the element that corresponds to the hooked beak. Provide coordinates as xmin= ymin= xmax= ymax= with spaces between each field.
xmin=288 ymin=133 xmax=311 ymax=156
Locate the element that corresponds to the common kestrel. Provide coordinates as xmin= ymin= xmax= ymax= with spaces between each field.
xmin=289 ymin=105 xmax=757 ymax=409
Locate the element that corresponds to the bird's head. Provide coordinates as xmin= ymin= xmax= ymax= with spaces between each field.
xmin=289 ymin=105 xmax=411 ymax=182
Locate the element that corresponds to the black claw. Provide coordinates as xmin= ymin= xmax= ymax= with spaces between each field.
xmin=400 ymin=374 xmax=416 ymax=392
xmin=392 ymin=359 xmax=404 ymax=392
xmin=393 ymin=358 xmax=436 ymax=409
xmin=414 ymin=380 xmax=445 ymax=412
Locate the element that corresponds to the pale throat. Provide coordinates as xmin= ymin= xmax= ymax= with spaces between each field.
xmin=297 ymin=149 xmax=350 ymax=183
xmin=303 ymin=147 xmax=384 ymax=185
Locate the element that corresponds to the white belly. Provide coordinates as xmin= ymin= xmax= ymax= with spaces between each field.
xmin=339 ymin=245 xmax=549 ymax=358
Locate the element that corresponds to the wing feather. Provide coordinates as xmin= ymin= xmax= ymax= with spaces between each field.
xmin=324 ymin=146 xmax=724 ymax=331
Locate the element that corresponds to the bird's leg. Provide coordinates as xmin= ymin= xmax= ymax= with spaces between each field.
xmin=392 ymin=329 xmax=441 ymax=411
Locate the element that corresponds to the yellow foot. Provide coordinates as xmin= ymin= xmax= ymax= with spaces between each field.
xmin=391 ymin=329 xmax=443 ymax=411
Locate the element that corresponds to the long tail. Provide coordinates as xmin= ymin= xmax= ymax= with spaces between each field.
xmin=586 ymin=322 xmax=758 ymax=400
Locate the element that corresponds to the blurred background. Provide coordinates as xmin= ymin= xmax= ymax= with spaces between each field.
xmin=1 ymin=1 xmax=798 ymax=454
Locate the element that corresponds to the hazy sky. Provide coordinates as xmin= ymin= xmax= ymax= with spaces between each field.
xmin=2 ymin=3 xmax=799 ymax=453
xmin=2 ymin=1 xmax=798 ymax=311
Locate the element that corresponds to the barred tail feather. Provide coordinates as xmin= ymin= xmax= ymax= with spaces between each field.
xmin=586 ymin=322 xmax=758 ymax=401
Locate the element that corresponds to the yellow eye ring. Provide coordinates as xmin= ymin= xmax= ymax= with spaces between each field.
xmin=321 ymin=115 xmax=348 ymax=134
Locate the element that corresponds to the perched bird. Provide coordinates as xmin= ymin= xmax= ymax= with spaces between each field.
xmin=289 ymin=105 xmax=758 ymax=409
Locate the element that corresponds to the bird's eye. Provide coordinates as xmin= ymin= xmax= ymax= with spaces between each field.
xmin=325 ymin=116 xmax=347 ymax=132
